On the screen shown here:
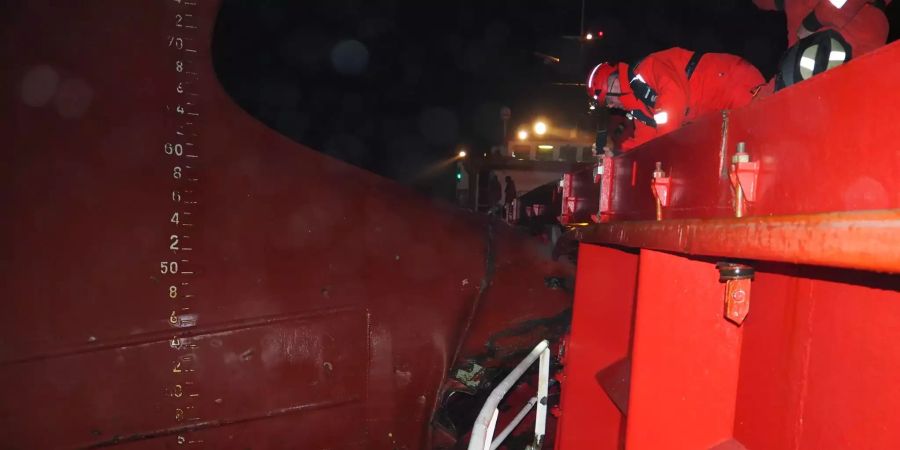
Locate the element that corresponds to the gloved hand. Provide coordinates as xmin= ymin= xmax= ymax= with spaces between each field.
xmin=594 ymin=129 xmax=608 ymax=156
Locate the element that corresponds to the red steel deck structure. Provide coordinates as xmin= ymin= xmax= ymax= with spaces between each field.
xmin=556 ymin=39 xmax=900 ymax=449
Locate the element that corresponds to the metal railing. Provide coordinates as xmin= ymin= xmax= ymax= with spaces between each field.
xmin=467 ymin=340 xmax=550 ymax=450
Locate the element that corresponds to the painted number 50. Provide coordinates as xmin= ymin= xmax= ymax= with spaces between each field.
xmin=160 ymin=261 xmax=179 ymax=274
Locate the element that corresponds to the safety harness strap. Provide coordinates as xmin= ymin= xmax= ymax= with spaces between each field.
xmin=685 ymin=52 xmax=705 ymax=79
xmin=814 ymin=35 xmax=831 ymax=74
xmin=802 ymin=10 xmax=824 ymax=32
xmin=627 ymin=58 xmax=658 ymax=109
xmin=627 ymin=110 xmax=657 ymax=128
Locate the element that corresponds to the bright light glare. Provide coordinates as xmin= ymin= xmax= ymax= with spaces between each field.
xmin=585 ymin=33 xmax=593 ymax=40
xmin=458 ymin=150 xmax=467 ymax=158
xmin=517 ymin=130 xmax=528 ymax=140
xmin=653 ymin=111 xmax=669 ymax=125
xmin=533 ymin=121 xmax=548 ymax=135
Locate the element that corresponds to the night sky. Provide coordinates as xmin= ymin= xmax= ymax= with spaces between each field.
xmin=213 ymin=0 xmax=898 ymax=200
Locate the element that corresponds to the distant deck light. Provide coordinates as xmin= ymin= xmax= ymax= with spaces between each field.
xmin=533 ymin=121 xmax=548 ymax=136
xmin=517 ymin=130 xmax=529 ymax=141
xmin=458 ymin=150 xmax=467 ymax=158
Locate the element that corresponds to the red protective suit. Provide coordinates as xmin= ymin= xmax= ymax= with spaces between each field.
xmin=614 ymin=48 xmax=764 ymax=150
xmin=754 ymin=0 xmax=891 ymax=56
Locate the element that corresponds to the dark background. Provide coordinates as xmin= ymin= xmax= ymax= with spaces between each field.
xmin=213 ymin=0 xmax=898 ymax=200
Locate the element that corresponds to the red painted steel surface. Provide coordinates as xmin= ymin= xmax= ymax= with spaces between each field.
xmin=574 ymin=209 xmax=900 ymax=273
xmin=599 ymin=42 xmax=900 ymax=221
xmin=557 ymin=33 xmax=900 ymax=450
xmin=626 ymin=250 xmax=742 ymax=450
xmin=554 ymin=244 xmax=637 ymax=450
xmin=560 ymin=247 xmax=899 ymax=449
xmin=0 ymin=1 xmax=573 ymax=448
xmin=733 ymin=266 xmax=900 ymax=449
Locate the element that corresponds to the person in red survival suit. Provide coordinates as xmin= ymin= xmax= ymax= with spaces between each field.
xmin=754 ymin=0 xmax=891 ymax=57
xmin=586 ymin=48 xmax=764 ymax=150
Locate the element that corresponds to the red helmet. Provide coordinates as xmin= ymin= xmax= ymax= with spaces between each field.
xmin=586 ymin=62 xmax=618 ymax=102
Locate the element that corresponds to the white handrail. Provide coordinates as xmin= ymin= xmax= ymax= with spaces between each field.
xmin=490 ymin=397 xmax=537 ymax=450
xmin=468 ymin=340 xmax=551 ymax=450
